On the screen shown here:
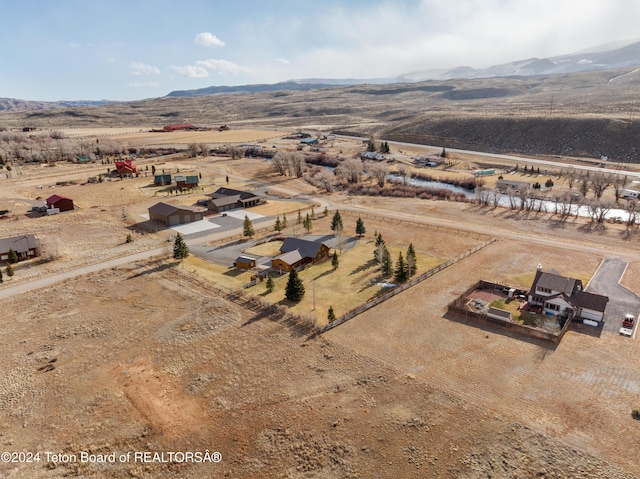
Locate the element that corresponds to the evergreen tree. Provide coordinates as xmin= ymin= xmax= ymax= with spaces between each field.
xmin=328 ymin=306 xmax=336 ymax=323
xmin=303 ymin=213 xmax=312 ymax=234
xmin=375 ymin=232 xmax=385 ymax=247
xmin=282 ymin=214 xmax=288 ymax=228
xmin=440 ymin=147 xmax=448 ymax=158
xmin=406 ymin=243 xmax=417 ymax=276
xmin=330 ymin=210 xmax=344 ymax=234
xmin=323 ymin=206 xmax=328 ymax=217
xmin=381 ymin=246 xmax=393 ymax=277
xmin=285 ymin=269 xmax=305 ymax=302
xmin=7 ymin=249 xmax=19 ymax=264
xmin=0 ymin=268 xmax=3 ymax=283
xmin=274 ymin=216 xmax=283 ymax=232
xmin=355 ymin=217 xmax=366 ymax=237
xmin=394 ymin=252 xmax=408 ymax=282
xmin=266 ymin=276 xmax=275 ymax=293
xmin=243 ymin=215 xmax=255 ymax=238
xmin=366 ymin=137 xmax=376 ymax=152
xmin=226 ymin=175 xmax=229 ymax=184
xmin=310 ymin=206 xmax=315 ymax=218
xmin=125 ymin=234 xmax=133 ymax=244
xmin=151 ymin=165 xmax=156 ymax=175
xmin=297 ymin=209 xmax=302 ymax=224
xmin=6 ymin=263 xmax=14 ymax=278
xmin=172 ymin=233 xmax=189 ymax=261
xmin=331 ymin=251 xmax=339 ymax=270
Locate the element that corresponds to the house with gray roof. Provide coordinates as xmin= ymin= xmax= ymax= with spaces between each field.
xmin=0 ymin=234 xmax=41 ymax=263
xmin=271 ymin=237 xmax=330 ymax=272
xmin=527 ymin=269 xmax=609 ymax=322
xmin=205 ymin=187 xmax=263 ymax=213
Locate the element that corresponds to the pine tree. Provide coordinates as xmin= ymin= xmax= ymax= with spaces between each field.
xmin=440 ymin=147 xmax=448 ymax=158
xmin=381 ymin=246 xmax=393 ymax=277
xmin=7 ymin=249 xmax=19 ymax=264
xmin=266 ymin=276 xmax=274 ymax=293
xmin=375 ymin=232 xmax=384 ymax=247
xmin=0 ymin=268 xmax=3 ymax=283
xmin=243 ymin=215 xmax=255 ymax=238
xmin=172 ymin=233 xmax=189 ymax=261
xmin=274 ymin=216 xmax=283 ymax=232
xmin=330 ymin=211 xmax=344 ymax=234
xmin=331 ymin=251 xmax=339 ymax=270
xmin=310 ymin=206 xmax=315 ymax=218
xmin=6 ymin=263 xmax=14 ymax=277
xmin=125 ymin=234 xmax=133 ymax=244
xmin=285 ymin=269 xmax=305 ymax=302
xmin=151 ymin=165 xmax=156 ymax=175
xmin=328 ymin=306 xmax=336 ymax=323
xmin=303 ymin=213 xmax=312 ymax=234
xmin=406 ymin=243 xmax=417 ymax=276
xmin=282 ymin=214 xmax=288 ymax=228
xmin=297 ymin=209 xmax=302 ymax=224
xmin=394 ymin=252 xmax=408 ymax=282
xmin=355 ymin=217 xmax=366 ymax=237
xmin=323 ymin=206 xmax=328 ymax=217
xmin=225 ymin=175 xmax=229 ymax=184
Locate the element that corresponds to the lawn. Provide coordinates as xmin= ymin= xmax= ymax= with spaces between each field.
xmin=244 ymin=240 xmax=283 ymax=258
xmin=255 ymin=238 xmax=443 ymax=326
xmin=488 ymin=298 xmax=523 ymax=321
xmin=182 ymin=255 xmax=253 ymax=290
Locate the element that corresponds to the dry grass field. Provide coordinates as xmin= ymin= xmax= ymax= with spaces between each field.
xmin=2 ymin=128 xmax=640 ymax=478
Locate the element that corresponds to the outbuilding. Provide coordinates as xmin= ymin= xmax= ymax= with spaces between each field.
xmin=148 ymin=202 xmax=204 ymax=226
xmin=46 ymin=194 xmax=74 ymax=212
xmin=234 ymin=256 xmax=257 ymax=270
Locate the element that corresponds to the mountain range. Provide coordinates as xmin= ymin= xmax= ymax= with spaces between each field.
xmin=1 ymin=39 xmax=639 ymax=111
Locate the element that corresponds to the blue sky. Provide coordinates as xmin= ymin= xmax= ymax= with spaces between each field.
xmin=1 ymin=0 xmax=639 ymax=101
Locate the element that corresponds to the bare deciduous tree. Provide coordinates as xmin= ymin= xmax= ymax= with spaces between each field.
xmin=366 ymin=160 xmax=388 ymax=187
xmin=590 ymin=172 xmax=613 ymax=200
xmin=335 ymin=158 xmax=363 ymax=184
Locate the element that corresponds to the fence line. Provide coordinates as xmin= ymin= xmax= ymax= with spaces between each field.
xmin=319 ymin=237 xmax=498 ymax=333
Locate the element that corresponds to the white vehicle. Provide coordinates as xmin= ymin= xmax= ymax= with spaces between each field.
xmin=619 ymin=314 xmax=635 ymax=337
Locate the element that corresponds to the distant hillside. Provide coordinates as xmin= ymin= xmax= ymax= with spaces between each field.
xmin=2 ymin=68 xmax=640 ymax=162
xmin=165 ymin=81 xmax=342 ymax=98
xmin=0 ymin=98 xmax=114 ymax=112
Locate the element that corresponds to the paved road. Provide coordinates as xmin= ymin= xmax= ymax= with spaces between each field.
xmin=586 ymin=258 xmax=640 ymax=334
xmin=335 ymin=134 xmax=640 ymax=180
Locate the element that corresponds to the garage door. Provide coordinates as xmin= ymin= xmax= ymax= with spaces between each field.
xmin=580 ymin=309 xmax=603 ymax=321
xmin=169 ymin=215 xmax=180 ymax=226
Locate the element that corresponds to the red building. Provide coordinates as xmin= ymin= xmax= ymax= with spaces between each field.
xmin=115 ymin=160 xmax=136 ymax=177
xmin=46 ymin=194 xmax=74 ymax=212
xmin=163 ymin=123 xmax=194 ymax=132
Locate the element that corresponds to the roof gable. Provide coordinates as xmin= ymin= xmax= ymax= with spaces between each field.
xmin=0 ymin=234 xmax=40 ymax=254
xmin=280 ymin=237 xmax=327 ymax=259
xmin=46 ymin=194 xmax=72 ymax=204
xmin=530 ymin=270 xmax=581 ymax=295
xmin=571 ymin=290 xmax=609 ymax=312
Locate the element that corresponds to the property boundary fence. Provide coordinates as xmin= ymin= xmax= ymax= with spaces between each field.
xmin=319 ymin=237 xmax=498 ymax=334
xmin=446 ymin=280 xmax=573 ymax=344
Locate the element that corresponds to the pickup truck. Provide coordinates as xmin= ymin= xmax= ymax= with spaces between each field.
xmin=619 ymin=314 xmax=636 ymax=337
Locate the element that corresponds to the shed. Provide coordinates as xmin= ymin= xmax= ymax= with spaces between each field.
xmin=487 ymin=307 xmax=512 ymax=322
xmin=154 ymin=174 xmax=172 ymax=186
xmin=148 ymin=202 xmax=204 ymax=226
xmin=175 ymin=175 xmax=199 ymax=188
xmin=234 ymin=256 xmax=257 ymax=270
xmin=46 ymin=194 xmax=74 ymax=212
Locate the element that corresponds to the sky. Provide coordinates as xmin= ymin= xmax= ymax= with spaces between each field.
xmin=1 ymin=0 xmax=639 ymax=101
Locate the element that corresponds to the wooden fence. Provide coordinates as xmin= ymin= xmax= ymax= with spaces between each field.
xmin=319 ymin=237 xmax=498 ymax=333
xmin=446 ymin=280 xmax=573 ymax=344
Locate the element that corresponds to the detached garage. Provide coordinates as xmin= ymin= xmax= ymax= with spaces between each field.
xmin=148 ymin=202 xmax=204 ymax=226
xmin=46 ymin=194 xmax=74 ymax=212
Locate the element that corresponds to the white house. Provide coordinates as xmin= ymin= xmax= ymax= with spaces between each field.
xmin=527 ymin=269 xmax=609 ymax=322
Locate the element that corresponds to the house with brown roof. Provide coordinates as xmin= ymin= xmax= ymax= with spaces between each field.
xmin=0 ymin=234 xmax=41 ymax=263
xmin=205 ymin=187 xmax=263 ymax=213
xmin=527 ymin=269 xmax=609 ymax=322
xmin=148 ymin=202 xmax=205 ymax=226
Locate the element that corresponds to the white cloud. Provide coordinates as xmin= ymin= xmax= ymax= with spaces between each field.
xmin=66 ymin=42 xmax=82 ymax=49
xmin=196 ymin=59 xmax=249 ymax=75
xmin=171 ymin=65 xmax=209 ymax=78
xmin=276 ymin=58 xmax=290 ymax=65
xmin=128 ymin=82 xmax=160 ymax=88
xmin=194 ymin=32 xmax=225 ymax=47
xmin=131 ymin=62 xmax=160 ymax=76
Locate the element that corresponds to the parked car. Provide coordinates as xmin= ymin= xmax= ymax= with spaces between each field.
xmin=619 ymin=314 xmax=635 ymax=336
